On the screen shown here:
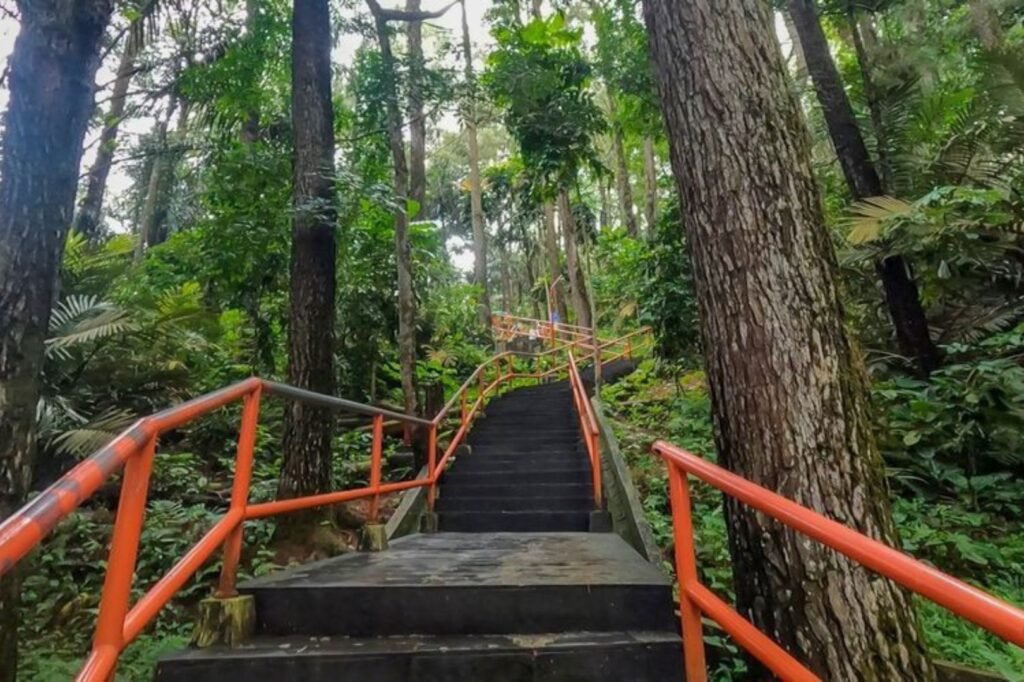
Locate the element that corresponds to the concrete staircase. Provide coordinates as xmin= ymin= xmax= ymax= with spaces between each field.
xmin=155 ymin=375 xmax=684 ymax=681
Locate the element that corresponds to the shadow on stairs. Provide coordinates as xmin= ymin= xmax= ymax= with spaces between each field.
xmin=155 ymin=376 xmax=683 ymax=682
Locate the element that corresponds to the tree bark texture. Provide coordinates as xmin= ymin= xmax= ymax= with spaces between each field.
xmin=609 ymin=96 xmax=639 ymax=238
xmin=74 ymin=35 xmax=138 ymax=240
xmin=558 ymin=190 xmax=591 ymax=329
xmin=406 ymin=0 xmax=427 ymax=213
xmin=787 ymin=0 xmax=941 ymax=375
xmin=461 ymin=0 xmax=490 ymax=325
xmin=642 ymin=2 xmax=936 ymax=680
xmin=278 ymin=0 xmax=338 ymax=509
xmin=543 ymin=201 xmax=568 ymax=322
xmin=373 ymin=10 xmax=419 ymax=417
xmin=642 ymin=135 xmax=657 ymax=233
xmin=0 ymin=3 xmax=114 ymax=679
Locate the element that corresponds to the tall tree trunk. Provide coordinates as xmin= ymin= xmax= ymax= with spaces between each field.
xmin=74 ymin=36 xmax=138 ymax=240
xmin=787 ymin=0 xmax=941 ymax=375
xmin=461 ymin=0 xmax=490 ymax=326
xmin=406 ymin=0 xmax=427 ymax=213
xmin=599 ymin=175 xmax=612 ymax=229
xmin=543 ymin=202 xmax=568 ymax=322
xmin=277 ymin=0 xmax=338 ymax=519
xmin=643 ymin=2 xmax=936 ymax=680
xmin=558 ymin=190 xmax=592 ymax=328
xmin=609 ymin=95 xmax=639 ymax=238
xmin=531 ymin=0 xmax=542 ymax=19
xmin=134 ymin=102 xmax=175 ymax=261
xmin=521 ymin=223 xmax=543 ymax=320
xmin=847 ymin=10 xmax=891 ymax=190
xmin=781 ymin=8 xmax=810 ymax=92
xmin=372 ymin=11 xmax=418 ymax=417
xmin=0 ymin=3 xmax=114 ymax=679
xmin=642 ymin=135 xmax=658 ymax=233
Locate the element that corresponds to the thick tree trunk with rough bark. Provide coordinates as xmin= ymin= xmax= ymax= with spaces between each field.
xmin=277 ymin=0 xmax=337 ymax=514
xmin=642 ymin=1 xmax=936 ymax=680
xmin=787 ymin=0 xmax=941 ymax=375
xmin=542 ymin=201 xmax=568 ymax=322
xmin=642 ymin=136 xmax=657 ymax=233
xmin=74 ymin=37 xmax=137 ymax=240
xmin=461 ymin=0 xmax=489 ymax=325
xmin=406 ymin=0 xmax=427 ymax=213
xmin=0 ymin=3 xmax=114 ymax=679
xmin=558 ymin=190 xmax=591 ymax=328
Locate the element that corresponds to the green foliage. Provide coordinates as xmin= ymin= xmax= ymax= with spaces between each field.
xmin=484 ymin=14 xmax=607 ymax=193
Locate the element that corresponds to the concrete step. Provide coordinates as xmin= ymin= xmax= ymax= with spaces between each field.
xmin=439 ymin=511 xmax=591 ymax=533
xmin=435 ymin=496 xmax=593 ymax=512
xmin=443 ymin=469 xmax=589 ymax=486
xmin=449 ymin=459 xmax=589 ymax=474
xmin=155 ymin=630 xmax=684 ymax=682
xmin=439 ymin=482 xmax=592 ymax=498
xmin=237 ymin=534 xmax=675 ymax=637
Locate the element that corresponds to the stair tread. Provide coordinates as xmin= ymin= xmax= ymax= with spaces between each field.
xmin=240 ymin=533 xmax=669 ymax=590
xmin=158 ymin=630 xmax=681 ymax=661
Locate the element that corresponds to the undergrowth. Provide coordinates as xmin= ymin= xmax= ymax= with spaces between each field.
xmin=600 ymin=358 xmax=1024 ymax=681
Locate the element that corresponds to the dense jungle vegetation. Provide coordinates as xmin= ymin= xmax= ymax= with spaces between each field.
xmin=1 ymin=0 xmax=1023 ymax=680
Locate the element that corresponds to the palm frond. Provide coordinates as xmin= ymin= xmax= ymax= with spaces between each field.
xmin=843 ymin=195 xmax=914 ymax=244
xmin=47 ymin=296 xmax=137 ymax=357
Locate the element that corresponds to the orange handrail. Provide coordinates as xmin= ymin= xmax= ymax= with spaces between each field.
xmin=652 ymin=441 xmax=1024 ymax=681
xmin=0 ymin=322 xmax=643 ymax=680
xmin=567 ymin=350 xmax=602 ymax=506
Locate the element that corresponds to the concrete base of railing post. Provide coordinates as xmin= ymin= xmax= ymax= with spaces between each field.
xmin=421 ymin=511 xmax=440 ymax=534
xmin=360 ymin=523 xmax=388 ymax=552
xmin=192 ymin=595 xmax=255 ymax=649
xmin=589 ymin=510 xmax=613 ymax=533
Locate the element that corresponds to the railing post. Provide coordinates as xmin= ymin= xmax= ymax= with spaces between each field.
xmin=460 ymin=391 xmax=468 ymax=427
xmin=427 ymin=424 xmax=438 ymax=510
xmin=368 ymin=414 xmax=385 ymax=522
xmin=216 ymin=386 xmax=262 ymax=598
xmin=91 ymin=435 xmax=157 ymax=679
xmin=667 ymin=464 xmax=708 ymax=682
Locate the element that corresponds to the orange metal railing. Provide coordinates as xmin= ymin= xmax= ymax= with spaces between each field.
xmin=653 ymin=441 xmax=1024 ymax=681
xmin=0 ymin=319 xmax=650 ymax=681
xmin=567 ymin=350 xmax=602 ymax=507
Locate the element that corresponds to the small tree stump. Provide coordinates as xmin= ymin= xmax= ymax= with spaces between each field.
xmin=192 ymin=595 xmax=255 ymax=649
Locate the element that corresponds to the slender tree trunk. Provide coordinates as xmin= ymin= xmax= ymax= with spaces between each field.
xmin=787 ymin=0 xmax=941 ymax=375
xmin=558 ymin=190 xmax=592 ymax=328
xmin=608 ymin=95 xmax=639 ymax=238
xmin=0 ymin=3 xmax=114 ymax=679
xmin=461 ymin=0 xmax=490 ymax=325
xmin=277 ymin=0 xmax=337 ymax=519
xmin=847 ymin=10 xmax=891 ymax=190
xmin=599 ymin=175 xmax=612 ymax=229
xmin=241 ymin=0 xmax=262 ymax=143
xmin=642 ymin=136 xmax=658 ymax=233
xmin=643 ymin=2 xmax=935 ymax=680
xmin=373 ymin=12 xmax=419 ymax=417
xmin=531 ymin=0 xmax=542 ymax=19
xmin=781 ymin=8 xmax=810 ymax=92
xmin=134 ymin=102 xmax=175 ymax=261
xmin=543 ymin=202 xmax=568 ymax=321
xmin=406 ymin=0 xmax=427 ymax=213
xmin=74 ymin=37 xmax=137 ymax=240
xmin=521 ymin=223 xmax=543 ymax=320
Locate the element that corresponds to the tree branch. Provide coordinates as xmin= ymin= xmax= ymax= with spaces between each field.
xmin=365 ymin=0 xmax=458 ymax=23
